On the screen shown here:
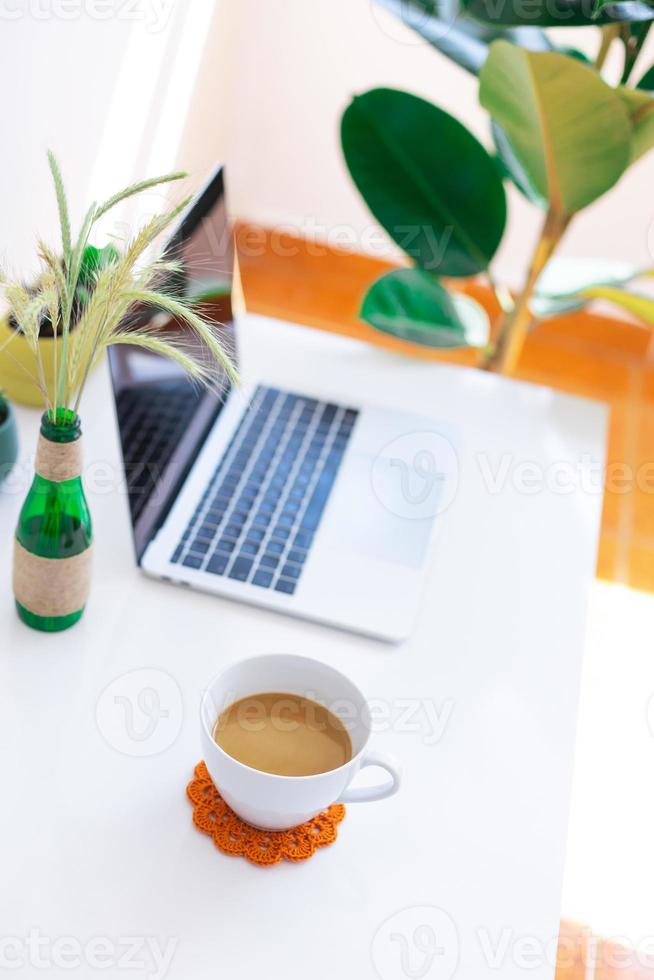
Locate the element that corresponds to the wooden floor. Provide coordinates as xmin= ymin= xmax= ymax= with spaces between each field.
xmin=236 ymin=222 xmax=654 ymax=594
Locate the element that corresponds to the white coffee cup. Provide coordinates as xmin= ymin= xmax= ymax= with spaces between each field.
xmin=200 ymin=653 xmax=401 ymax=831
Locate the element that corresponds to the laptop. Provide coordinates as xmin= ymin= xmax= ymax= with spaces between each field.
xmin=108 ymin=165 xmax=450 ymax=642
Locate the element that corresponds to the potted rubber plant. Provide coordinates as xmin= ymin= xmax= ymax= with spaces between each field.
xmin=0 ymin=390 xmax=18 ymax=483
xmin=4 ymin=153 xmax=238 ymax=633
xmin=341 ymin=0 xmax=654 ymax=373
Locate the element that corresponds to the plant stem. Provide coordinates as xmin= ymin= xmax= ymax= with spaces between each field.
xmin=480 ymin=209 xmax=570 ymax=374
xmin=486 ymin=271 xmax=514 ymax=314
xmin=595 ymin=24 xmax=620 ymax=73
xmin=34 ymin=345 xmax=51 ymax=415
xmin=52 ymin=311 xmax=58 ymax=422
xmin=620 ymin=22 xmax=651 ymax=85
xmin=57 ymin=287 xmax=72 ymax=410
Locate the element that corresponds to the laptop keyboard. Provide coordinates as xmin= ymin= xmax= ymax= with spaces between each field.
xmin=116 ymin=379 xmax=203 ymax=522
xmin=170 ymin=386 xmax=358 ymax=595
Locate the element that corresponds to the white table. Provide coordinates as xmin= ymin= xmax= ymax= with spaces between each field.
xmin=0 ymin=316 xmax=606 ymax=980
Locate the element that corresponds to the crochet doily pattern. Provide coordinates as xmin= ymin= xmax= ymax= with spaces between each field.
xmin=187 ymin=761 xmax=346 ymax=866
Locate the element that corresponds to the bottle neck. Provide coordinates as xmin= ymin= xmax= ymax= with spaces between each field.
xmin=34 ymin=436 xmax=82 ymax=483
xmin=36 ymin=411 xmax=83 ymax=483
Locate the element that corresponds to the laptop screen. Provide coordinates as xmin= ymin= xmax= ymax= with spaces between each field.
xmin=108 ymin=165 xmax=235 ymax=562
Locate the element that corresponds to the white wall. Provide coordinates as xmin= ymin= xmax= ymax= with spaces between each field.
xmin=0 ymin=12 xmax=130 ymax=279
xmin=178 ymin=0 xmax=654 ymax=287
xmin=0 ymin=1 xmax=215 ymax=284
xmin=5 ymin=1 xmax=649 ymax=291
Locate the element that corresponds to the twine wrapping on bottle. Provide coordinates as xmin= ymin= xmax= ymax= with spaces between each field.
xmin=13 ymin=540 xmax=93 ymax=618
xmin=34 ymin=435 xmax=83 ymax=483
xmin=13 ymin=432 xmax=91 ymax=618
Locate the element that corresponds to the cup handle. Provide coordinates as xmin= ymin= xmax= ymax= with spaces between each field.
xmin=337 ymin=749 xmax=402 ymax=803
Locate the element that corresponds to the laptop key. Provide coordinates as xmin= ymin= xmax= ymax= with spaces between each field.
xmin=252 ymin=511 xmax=272 ymax=528
xmin=228 ymin=557 xmax=254 ymax=582
xmin=207 ymin=553 xmax=229 ymax=575
xmin=300 ymin=466 xmax=340 ymax=533
xmin=240 ymin=541 xmax=260 ymax=556
xmin=170 ymin=388 xmax=359 ymax=595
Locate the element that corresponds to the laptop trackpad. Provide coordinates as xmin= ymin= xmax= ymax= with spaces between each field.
xmin=320 ymin=451 xmax=440 ymax=569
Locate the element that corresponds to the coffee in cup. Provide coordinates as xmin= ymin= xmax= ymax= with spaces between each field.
xmin=201 ymin=654 xmax=401 ymax=830
xmin=212 ymin=692 xmax=353 ymax=777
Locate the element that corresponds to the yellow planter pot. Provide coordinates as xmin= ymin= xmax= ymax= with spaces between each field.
xmin=0 ymin=316 xmax=61 ymax=407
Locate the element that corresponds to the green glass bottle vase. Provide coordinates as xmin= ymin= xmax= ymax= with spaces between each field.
xmin=13 ymin=410 xmax=93 ymax=632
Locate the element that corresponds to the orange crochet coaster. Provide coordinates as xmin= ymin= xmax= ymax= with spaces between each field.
xmin=187 ymin=761 xmax=346 ymax=866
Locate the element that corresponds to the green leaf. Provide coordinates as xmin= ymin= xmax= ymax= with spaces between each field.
xmin=531 ymin=257 xmax=640 ymax=316
xmin=558 ymin=46 xmax=592 ymax=62
xmin=373 ymin=0 xmax=554 ymax=75
xmin=491 ymin=120 xmax=547 ymax=206
xmin=463 ymin=0 xmax=654 ymax=25
xmin=636 ymin=61 xmax=654 ymax=88
xmin=479 ymin=42 xmax=632 ymax=215
xmin=616 ymin=86 xmax=654 ymax=162
xmin=581 ymin=285 xmax=654 ymax=324
xmin=76 ymin=243 xmax=121 ymax=308
xmin=592 ymin=0 xmax=654 ymax=21
xmin=78 ymin=243 xmax=120 ymax=289
xmin=341 ymin=87 xmax=506 ymax=277
xmin=360 ymin=268 xmax=489 ymax=348
xmin=619 ymin=21 xmax=651 ymax=83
